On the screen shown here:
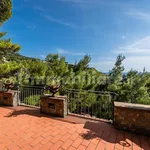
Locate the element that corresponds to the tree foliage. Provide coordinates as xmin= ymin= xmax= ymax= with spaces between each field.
xmin=0 ymin=39 xmax=21 ymax=55
xmin=0 ymin=0 xmax=21 ymax=59
xmin=107 ymin=55 xmax=150 ymax=104
xmin=45 ymin=54 xmax=68 ymax=77
xmin=0 ymin=0 xmax=21 ymax=79
xmin=0 ymin=0 xmax=12 ymax=24
xmin=74 ymin=55 xmax=91 ymax=71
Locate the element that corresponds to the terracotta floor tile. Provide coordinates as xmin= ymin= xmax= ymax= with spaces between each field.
xmin=124 ymin=132 xmax=132 ymax=150
xmin=40 ymin=135 xmax=53 ymax=145
xmin=40 ymin=142 xmax=53 ymax=150
xmin=50 ymin=140 xmax=63 ymax=150
xmin=77 ymin=145 xmax=86 ymax=150
xmin=29 ymin=137 xmax=43 ymax=147
xmin=60 ymin=133 xmax=71 ymax=142
xmin=0 ymin=106 xmax=149 ymax=150
xmin=31 ymin=143 xmax=43 ymax=150
xmin=61 ymin=139 xmax=73 ymax=150
xmin=72 ymin=137 xmax=83 ymax=148
xmin=87 ymin=143 xmax=96 ymax=150
xmin=68 ymin=146 xmax=76 ymax=150
xmin=22 ymin=145 xmax=32 ymax=150
xmin=115 ymin=130 xmax=124 ymax=150
xmin=96 ymin=141 xmax=106 ymax=150
xmin=81 ymin=139 xmax=91 ymax=147
xmin=105 ymin=130 xmax=117 ymax=150
xmin=51 ymin=134 xmax=62 ymax=143
xmin=70 ymin=132 xmax=79 ymax=141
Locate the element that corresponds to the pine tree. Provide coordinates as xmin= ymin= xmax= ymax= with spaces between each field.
xmin=108 ymin=54 xmax=125 ymax=92
xmin=45 ymin=54 xmax=68 ymax=78
xmin=0 ymin=0 xmax=21 ymax=80
xmin=120 ymin=70 xmax=150 ymax=104
xmin=0 ymin=0 xmax=12 ymax=24
xmin=0 ymin=0 xmax=21 ymax=60
xmin=74 ymin=55 xmax=91 ymax=72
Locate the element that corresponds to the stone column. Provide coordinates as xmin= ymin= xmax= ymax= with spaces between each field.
xmin=40 ymin=95 xmax=67 ymax=117
xmin=0 ymin=90 xmax=19 ymax=107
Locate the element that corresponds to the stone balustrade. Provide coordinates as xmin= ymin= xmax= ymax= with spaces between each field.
xmin=114 ymin=102 xmax=150 ymax=135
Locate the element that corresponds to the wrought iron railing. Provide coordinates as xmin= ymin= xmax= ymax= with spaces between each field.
xmin=17 ymin=86 xmax=117 ymax=121
xmin=19 ymin=86 xmax=44 ymax=107
xmin=67 ymin=89 xmax=117 ymax=120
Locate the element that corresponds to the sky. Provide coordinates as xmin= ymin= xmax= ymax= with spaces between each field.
xmin=1 ymin=0 xmax=150 ymax=72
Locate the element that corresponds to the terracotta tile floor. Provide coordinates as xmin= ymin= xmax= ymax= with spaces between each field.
xmin=0 ymin=106 xmax=150 ymax=150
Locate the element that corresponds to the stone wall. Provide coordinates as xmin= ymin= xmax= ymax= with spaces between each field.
xmin=0 ymin=90 xmax=19 ymax=106
xmin=40 ymin=96 xmax=67 ymax=117
xmin=114 ymin=102 xmax=150 ymax=135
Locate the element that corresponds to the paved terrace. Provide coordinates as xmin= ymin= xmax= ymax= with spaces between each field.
xmin=0 ymin=106 xmax=150 ymax=150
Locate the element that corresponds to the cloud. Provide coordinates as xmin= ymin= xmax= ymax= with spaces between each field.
xmin=33 ymin=5 xmax=46 ymax=12
xmin=58 ymin=0 xmax=126 ymax=5
xmin=58 ymin=0 xmax=130 ymax=9
xmin=24 ymin=0 xmax=28 ymax=3
xmin=90 ymin=35 xmax=150 ymax=72
xmin=123 ymin=56 xmax=150 ymax=72
xmin=57 ymin=48 xmax=86 ymax=56
xmin=114 ymin=36 xmax=150 ymax=55
xmin=90 ymin=59 xmax=115 ymax=72
xmin=90 ymin=56 xmax=150 ymax=72
xmin=26 ymin=24 xmax=37 ymax=29
xmin=42 ymin=15 xmax=87 ymax=29
xmin=58 ymin=0 xmax=94 ymax=4
xmin=40 ymin=55 xmax=46 ymax=59
xmin=127 ymin=11 xmax=150 ymax=22
xmin=34 ymin=6 xmax=89 ymax=30
xmin=105 ymin=36 xmax=150 ymax=72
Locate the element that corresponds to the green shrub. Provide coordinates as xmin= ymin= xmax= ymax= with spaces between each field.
xmin=24 ymin=95 xmax=40 ymax=106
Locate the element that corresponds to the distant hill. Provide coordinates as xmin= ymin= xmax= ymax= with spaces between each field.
xmin=5 ymin=53 xmax=37 ymax=61
xmin=3 ymin=53 xmax=105 ymax=75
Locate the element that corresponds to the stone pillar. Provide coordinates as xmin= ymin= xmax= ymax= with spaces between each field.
xmin=40 ymin=96 xmax=67 ymax=117
xmin=114 ymin=101 xmax=150 ymax=135
xmin=0 ymin=90 xmax=19 ymax=107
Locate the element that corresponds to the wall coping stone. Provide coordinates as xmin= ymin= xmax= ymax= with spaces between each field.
xmin=114 ymin=101 xmax=150 ymax=111
xmin=40 ymin=95 xmax=67 ymax=101
xmin=0 ymin=90 xmax=19 ymax=94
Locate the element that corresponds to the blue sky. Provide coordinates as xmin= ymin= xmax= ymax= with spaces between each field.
xmin=1 ymin=0 xmax=150 ymax=72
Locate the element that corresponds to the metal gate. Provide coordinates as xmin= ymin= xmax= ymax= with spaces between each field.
xmin=19 ymin=86 xmax=44 ymax=107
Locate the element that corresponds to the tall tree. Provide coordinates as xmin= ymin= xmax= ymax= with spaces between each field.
xmin=118 ymin=70 xmax=150 ymax=104
xmin=0 ymin=0 xmax=12 ymax=24
xmin=108 ymin=54 xmax=125 ymax=92
xmin=75 ymin=55 xmax=91 ymax=72
xmin=0 ymin=0 xmax=21 ymax=81
xmin=45 ymin=54 xmax=68 ymax=78
xmin=0 ymin=0 xmax=21 ymax=60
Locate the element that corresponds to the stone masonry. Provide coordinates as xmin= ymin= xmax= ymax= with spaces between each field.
xmin=0 ymin=90 xmax=19 ymax=107
xmin=40 ymin=95 xmax=67 ymax=117
xmin=114 ymin=101 xmax=150 ymax=135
